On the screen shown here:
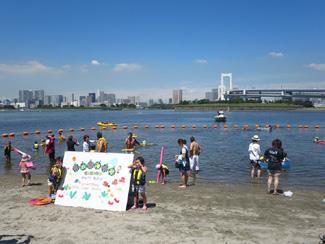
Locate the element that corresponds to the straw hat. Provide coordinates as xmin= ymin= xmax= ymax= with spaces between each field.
xmin=251 ymin=135 xmax=260 ymax=141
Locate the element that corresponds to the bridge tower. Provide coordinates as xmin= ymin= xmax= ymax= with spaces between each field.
xmin=218 ymin=73 xmax=233 ymax=100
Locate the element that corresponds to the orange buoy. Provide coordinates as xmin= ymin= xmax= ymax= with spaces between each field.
xmin=80 ymin=128 xmax=85 ymax=131
xmin=303 ymin=125 xmax=309 ymax=128
xmin=160 ymin=125 xmax=165 ymax=129
xmin=171 ymin=125 xmax=176 ymax=128
xmin=233 ymin=124 xmax=239 ymax=128
xmin=223 ymin=124 xmax=228 ymax=128
xmin=35 ymin=130 xmax=41 ymax=134
xmin=9 ymin=133 xmax=15 ymax=137
xmin=69 ymin=128 xmax=75 ymax=132
xmin=203 ymin=124 xmax=208 ymax=128
xmin=91 ymin=127 xmax=96 ymax=131
xmin=144 ymin=125 xmax=149 ymax=128
xmin=298 ymin=125 xmax=303 ymax=128
xmin=133 ymin=125 xmax=139 ymax=129
xmin=192 ymin=124 xmax=197 ymax=128
xmin=181 ymin=125 xmax=187 ymax=129
xmin=255 ymin=124 xmax=260 ymax=128
xmin=243 ymin=124 xmax=249 ymax=130
xmin=213 ymin=124 xmax=218 ymax=128
xmin=286 ymin=124 xmax=292 ymax=128
xmin=2 ymin=133 xmax=8 ymax=138
xmin=22 ymin=131 xmax=29 ymax=136
xmin=275 ymin=124 xmax=280 ymax=128
xmin=112 ymin=126 xmax=117 ymax=130
xmin=155 ymin=125 xmax=160 ymax=128
xmin=123 ymin=125 xmax=128 ymax=129
xmin=315 ymin=124 xmax=320 ymax=129
xmin=265 ymin=124 xmax=270 ymax=128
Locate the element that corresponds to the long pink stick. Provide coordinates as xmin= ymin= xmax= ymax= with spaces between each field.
xmin=156 ymin=146 xmax=164 ymax=183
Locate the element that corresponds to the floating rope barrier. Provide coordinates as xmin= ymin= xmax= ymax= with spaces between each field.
xmin=1 ymin=123 xmax=323 ymax=139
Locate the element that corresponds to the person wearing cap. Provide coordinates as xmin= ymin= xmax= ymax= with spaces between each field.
xmin=248 ymin=135 xmax=261 ymax=178
xmin=96 ymin=132 xmax=108 ymax=152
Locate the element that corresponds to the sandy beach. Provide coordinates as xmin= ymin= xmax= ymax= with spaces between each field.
xmin=0 ymin=174 xmax=324 ymax=244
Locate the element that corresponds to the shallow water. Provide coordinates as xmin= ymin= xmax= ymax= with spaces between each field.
xmin=0 ymin=109 xmax=324 ymax=188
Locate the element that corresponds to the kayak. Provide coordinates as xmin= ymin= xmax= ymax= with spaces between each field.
xmin=259 ymin=159 xmax=291 ymax=170
xmin=97 ymin=122 xmax=118 ymax=127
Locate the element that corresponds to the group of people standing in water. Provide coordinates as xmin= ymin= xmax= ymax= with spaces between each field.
xmin=176 ymin=136 xmax=201 ymax=188
xmin=248 ymin=135 xmax=287 ymax=194
xmin=3 ymin=128 xmax=310 ymax=197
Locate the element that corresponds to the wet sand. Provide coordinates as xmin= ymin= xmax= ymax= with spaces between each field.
xmin=0 ymin=174 xmax=324 ymax=244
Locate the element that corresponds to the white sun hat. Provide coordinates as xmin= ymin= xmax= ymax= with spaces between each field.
xmin=252 ymin=135 xmax=260 ymax=141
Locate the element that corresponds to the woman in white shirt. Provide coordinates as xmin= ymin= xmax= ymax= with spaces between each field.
xmin=248 ymin=135 xmax=261 ymax=178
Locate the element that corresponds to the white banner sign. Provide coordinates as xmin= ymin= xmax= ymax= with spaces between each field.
xmin=55 ymin=152 xmax=134 ymax=211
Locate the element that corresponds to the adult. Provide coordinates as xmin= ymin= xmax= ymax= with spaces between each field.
xmin=82 ymin=135 xmax=90 ymax=152
xmin=97 ymin=132 xmax=108 ymax=152
xmin=45 ymin=135 xmax=56 ymax=164
xmin=66 ymin=135 xmax=79 ymax=151
xmin=4 ymin=141 xmax=12 ymax=163
xmin=177 ymin=138 xmax=190 ymax=188
xmin=248 ymin=135 xmax=261 ymax=178
xmin=264 ymin=138 xmax=286 ymax=194
xmin=189 ymin=136 xmax=201 ymax=185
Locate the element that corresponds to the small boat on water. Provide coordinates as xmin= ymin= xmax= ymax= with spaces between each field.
xmin=214 ymin=111 xmax=226 ymax=122
xmin=97 ymin=121 xmax=118 ymax=127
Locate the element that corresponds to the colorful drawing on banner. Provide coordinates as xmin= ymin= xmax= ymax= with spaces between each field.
xmin=55 ymin=152 xmax=134 ymax=211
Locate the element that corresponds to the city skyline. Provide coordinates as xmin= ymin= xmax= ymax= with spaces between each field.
xmin=0 ymin=0 xmax=325 ymax=100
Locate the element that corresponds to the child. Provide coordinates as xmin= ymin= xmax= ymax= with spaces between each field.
xmin=48 ymin=157 xmax=63 ymax=198
xmin=19 ymin=154 xmax=32 ymax=187
xmin=128 ymin=156 xmax=148 ymax=210
xmin=4 ymin=141 xmax=12 ymax=163
xmin=32 ymin=141 xmax=39 ymax=151
xmin=156 ymin=163 xmax=169 ymax=184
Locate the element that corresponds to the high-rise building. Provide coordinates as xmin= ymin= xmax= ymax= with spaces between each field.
xmin=33 ymin=90 xmax=45 ymax=102
xmin=205 ymin=92 xmax=213 ymax=101
xmin=44 ymin=96 xmax=51 ymax=105
xmin=50 ymin=95 xmax=63 ymax=106
xmin=88 ymin=93 xmax=96 ymax=103
xmin=107 ymin=94 xmax=116 ymax=104
xmin=206 ymin=89 xmax=218 ymax=101
xmin=128 ymin=96 xmax=136 ymax=105
xmin=19 ymin=90 xmax=33 ymax=105
xmin=172 ymin=89 xmax=183 ymax=104
xmin=98 ymin=91 xmax=105 ymax=103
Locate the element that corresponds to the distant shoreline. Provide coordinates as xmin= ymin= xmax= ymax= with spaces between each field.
xmin=1 ymin=106 xmax=325 ymax=112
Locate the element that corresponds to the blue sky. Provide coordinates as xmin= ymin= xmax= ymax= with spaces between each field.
xmin=0 ymin=0 xmax=324 ymax=100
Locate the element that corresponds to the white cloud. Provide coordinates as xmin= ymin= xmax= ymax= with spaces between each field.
xmin=268 ymin=52 xmax=284 ymax=58
xmin=91 ymin=59 xmax=101 ymax=65
xmin=113 ymin=63 xmax=142 ymax=72
xmin=307 ymin=63 xmax=325 ymax=71
xmin=195 ymin=59 xmax=208 ymax=64
xmin=62 ymin=64 xmax=72 ymax=70
xmin=0 ymin=60 xmax=54 ymax=75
